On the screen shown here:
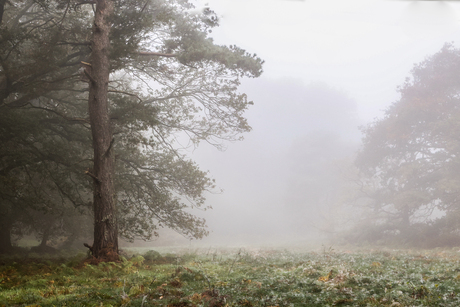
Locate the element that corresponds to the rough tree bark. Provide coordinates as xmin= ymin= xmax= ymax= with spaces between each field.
xmin=86 ymin=0 xmax=118 ymax=259
xmin=0 ymin=0 xmax=6 ymax=25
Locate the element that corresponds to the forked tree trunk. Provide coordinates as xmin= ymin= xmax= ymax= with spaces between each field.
xmin=87 ymin=0 xmax=118 ymax=260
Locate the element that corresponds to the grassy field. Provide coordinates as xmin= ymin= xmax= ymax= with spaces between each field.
xmin=2 ymin=247 xmax=460 ymax=306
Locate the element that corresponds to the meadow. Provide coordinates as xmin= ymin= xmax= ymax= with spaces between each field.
xmin=2 ymin=246 xmax=460 ymax=306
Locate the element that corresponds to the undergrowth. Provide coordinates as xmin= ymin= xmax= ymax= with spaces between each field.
xmin=1 ymin=247 xmax=460 ymax=306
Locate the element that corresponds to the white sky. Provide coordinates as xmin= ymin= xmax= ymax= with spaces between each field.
xmin=199 ymin=0 xmax=460 ymax=121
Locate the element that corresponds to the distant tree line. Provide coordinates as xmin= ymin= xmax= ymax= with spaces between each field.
xmin=0 ymin=0 xmax=263 ymax=257
xmin=347 ymin=43 xmax=460 ymax=247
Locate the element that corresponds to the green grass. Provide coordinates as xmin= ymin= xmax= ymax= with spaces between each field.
xmin=2 ymin=247 xmax=460 ymax=306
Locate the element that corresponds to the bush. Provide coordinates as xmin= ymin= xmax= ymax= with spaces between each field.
xmin=143 ymin=250 xmax=162 ymax=262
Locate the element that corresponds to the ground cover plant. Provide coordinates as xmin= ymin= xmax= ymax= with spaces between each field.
xmin=2 ymin=247 xmax=460 ymax=306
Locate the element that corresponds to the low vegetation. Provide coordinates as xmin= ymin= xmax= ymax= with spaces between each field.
xmin=2 ymin=247 xmax=460 ymax=306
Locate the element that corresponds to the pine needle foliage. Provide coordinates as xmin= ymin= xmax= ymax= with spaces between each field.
xmin=0 ymin=0 xmax=264 ymax=251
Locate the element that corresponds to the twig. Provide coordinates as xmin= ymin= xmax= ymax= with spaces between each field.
xmin=195 ymin=261 xmax=213 ymax=289
xmin=227 ymin=248 xmax=242 ymax=279
xmin=83 ymin=68 xmax=96 ymax=84
xmin=85 ymin=169 xmax=100 ymax=183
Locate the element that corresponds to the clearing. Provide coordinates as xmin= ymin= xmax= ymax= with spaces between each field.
xmin=1 ymin=247 xmax=460 ymax=306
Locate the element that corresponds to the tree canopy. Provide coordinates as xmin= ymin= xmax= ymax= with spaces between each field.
xmin=0 ymin=0 xmax=263 ymax=256
xmin=355 ymin=43 xmax=460 ymax=246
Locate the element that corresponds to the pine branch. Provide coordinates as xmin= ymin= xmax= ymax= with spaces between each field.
xmin=57 ymin=41 xmax=91 ymax=46
xmin=137 ymin=51 xmax=177 ymax=58
xmin=108 ymin=89 xmax=142 ymax=101
xmin=30 ymin=105 xmax=90 ymax=124
xmin=83 ymin=68 xmax=96 ymax=84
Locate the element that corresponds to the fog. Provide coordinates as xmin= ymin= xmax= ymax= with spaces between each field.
xmin=154 ymin=0 xmax=460 ymax=247
xmin=180 ymin=79 xmax=358 ymax=246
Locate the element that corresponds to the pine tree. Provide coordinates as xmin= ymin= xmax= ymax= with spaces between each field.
xmin=0 ymin=0 xmax=263 ymax=257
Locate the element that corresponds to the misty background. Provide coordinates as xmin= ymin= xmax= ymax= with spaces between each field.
xmin=9 ymin=0 xmax=459 ymax=249
xmin=153 ymin=0 xmax=460 ymax=246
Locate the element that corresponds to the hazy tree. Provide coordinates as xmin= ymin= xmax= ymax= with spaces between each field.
xmin=0 ymin=101 xmax=92 ymax=253
xmin=261 ymin=82 xmax=362 ymax=240
xmin=24 ymin=204 xmax=93 ymax=252
xmin=0 ymin=0 xmax=90 ymax=107
xmin=284 ymin=131 xmax=359 ymax=238
xmin=356 ymin=43 xmax=460 ymax=243
xmin=0 ymin=0 xmax=94 ymax=254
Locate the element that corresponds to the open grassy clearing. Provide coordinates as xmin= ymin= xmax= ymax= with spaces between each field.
xmin=2 ymin=247 xmax=460 ymax=306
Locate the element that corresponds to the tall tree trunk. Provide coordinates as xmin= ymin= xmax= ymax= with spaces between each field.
xmin=40 ymin=225 xmax=51 ymax=247
xmin=0 ymin=0 xmax=6 ymax=25
xmin=87 ymin=0 xmax=118 ymax=260
xmin=0 ymin=217 xmax=12 ymax=254
xmin=399 ymin=207 xmax=411 ymax=239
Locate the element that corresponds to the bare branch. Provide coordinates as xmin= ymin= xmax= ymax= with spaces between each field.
xmin=75 ymin=0 xmax=96 ymax=10
xmin=108 ymin=89 xmax=142 ymax=101
xmin=30 ymin=105 xmax=90 ymax=125
xmin=58 ymin=41 xmax=91 ymax=46
xmin=83 ymin=68 xmax=96 ymax=84
xmin=85 ymin=169 xmax=100 ymax=183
